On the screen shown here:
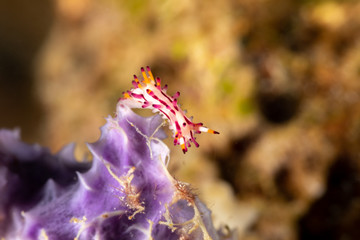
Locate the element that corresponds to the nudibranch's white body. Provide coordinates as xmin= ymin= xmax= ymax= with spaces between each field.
xmin=119 ymin=66 xmax=219 ymax=153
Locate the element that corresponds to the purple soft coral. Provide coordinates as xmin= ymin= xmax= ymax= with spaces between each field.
xmin=0 ymin=103 xmax=222 ymax=239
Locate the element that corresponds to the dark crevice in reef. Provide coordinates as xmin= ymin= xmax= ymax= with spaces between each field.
xmin=257 ymin=91 xmax=301 ymax=124
xmin=298 ymin=153 xmax=360 ymax=240
xmin=274 ymin=165 xmax=296 ymax=202
xmin=0 ymin=0 xmax=54 ymax=142
xmin=210 ymin=130 xmax=262 ymax=194
xmin=247 ymin=53 xmax=303 ymax=125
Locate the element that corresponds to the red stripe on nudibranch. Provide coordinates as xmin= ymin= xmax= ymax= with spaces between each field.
xmin=175 ymin=121 xmax=181 ymax=132
xmin=118 ymin=66 xmax=219 ymax=153
xmin=161 ymin=91 xmax=173 ymax=103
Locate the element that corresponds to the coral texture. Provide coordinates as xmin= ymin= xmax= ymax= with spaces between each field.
xmin=0 ymin=103 xmax=224 ymax=240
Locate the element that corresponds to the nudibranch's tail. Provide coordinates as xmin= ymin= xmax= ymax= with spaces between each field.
xmin=119 ymin=66 xmax=219 ymax=153
xmin=199 ymin=126 xmax=220 ymax=135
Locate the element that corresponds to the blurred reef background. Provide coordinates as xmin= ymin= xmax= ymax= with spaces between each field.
xmin=1 ymin=0 xmax=360 ymax=239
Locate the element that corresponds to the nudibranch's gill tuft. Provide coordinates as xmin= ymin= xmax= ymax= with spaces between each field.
xmin=119 ymin=66 xmax=219 ymax=153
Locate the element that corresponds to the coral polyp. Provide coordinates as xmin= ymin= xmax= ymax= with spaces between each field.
xmin=119 ymin=66 xmax=219 ymax=153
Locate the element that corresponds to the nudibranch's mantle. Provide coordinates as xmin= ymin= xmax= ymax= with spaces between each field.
xmin=119 ymin=66 xmax=219 ymax=153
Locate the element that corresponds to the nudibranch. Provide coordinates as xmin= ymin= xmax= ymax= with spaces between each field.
xmin=119 ymin=66 xmax=219 ymax=153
